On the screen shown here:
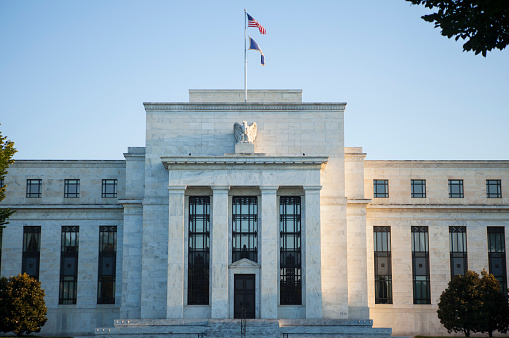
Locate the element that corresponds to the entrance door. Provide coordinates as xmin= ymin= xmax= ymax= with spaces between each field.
xmin=234 ymin=274 xmax=255 ymax=319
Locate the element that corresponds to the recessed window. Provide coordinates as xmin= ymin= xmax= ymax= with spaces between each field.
xmin=448 ymin=179 xmax=464 ymax=198
xmin=373 ymin=180 xmax=389 ymax=198
xmin=280 ymin=196 xmax=302 ymax=305
xmin=98 ymin=226 xmax=117 ymax=304
xmin=64 ymin=179 xmax=80 ymax=198
xmin=0 ymin=178 xmax=4 ymax=189
xmin=232 ymin=196 xmax=258 ymax=262
xmin=486 ymin=180 xmax=502 ymax=198
xmin=487 ymin=227 xmax=507 ymax=295
xmin=374 ymin=226 xmax=392 ymax=304
xmin=59 ymin=226 xmax=79 ymax=304
xmin=412 ymin=226 xmax=431 ymax=304
xmin=22 ymin=226 xmax=41 ymax=280
xmin=102 ymin=179 xmax=117 ymax=198
xmin=26 ymin=179 xmax=42 ymax=198
xmin=411 ymin=180 xmax=426 ymax=198
xmin=449 ymin=226 xmax=467 ymax=279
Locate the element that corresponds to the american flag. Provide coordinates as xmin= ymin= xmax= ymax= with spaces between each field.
xmin=247 ymin=13 xmax=266 ymax=35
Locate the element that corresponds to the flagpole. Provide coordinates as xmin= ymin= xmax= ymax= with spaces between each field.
xmin=244 ymin=9 xmax=247 ymax=102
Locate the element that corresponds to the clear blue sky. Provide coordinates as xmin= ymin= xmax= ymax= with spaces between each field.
xmin=1 ymin=1 xmax=508 ymax=160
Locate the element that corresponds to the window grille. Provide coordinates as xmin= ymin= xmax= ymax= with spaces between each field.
xmin=102 ymin=179 xmax=117 ymax=198
xmin=98 ymin=226 xmax=117 ymax=304
xmin=373 ymin=180 xmax=389 ymax=198
xmin=22 ymin=226 xmax=41 ymax=280
xmin=26 ymin=179 xmax=42 ymax=198
xmin=59 ymin=226 xmax=79 ymax=304
xmin=412 ymin=226 xmax=430 ymax=304
xmin=486 ymin=180 xmax=502 ymax=198
xmin=64 ymin=179 xmax=80 ymax=198
xmin=232 ymin=196 xmax=258 ymax=263
xmin=449 ymin=226 xmax=467 ymax=279
xmin=448 ymin=179 xmax=464 ymax=198
xmin=487 ymin=227 xmax=507 ymax=295
xmin=411 ymin=180 xmax=426 ymax=198
xmin=374 ymin=226 xmax=392 ymax=304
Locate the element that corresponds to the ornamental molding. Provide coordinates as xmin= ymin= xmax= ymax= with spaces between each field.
xmin=11 ymin=160 xmax=126 ymax=169
xmin=364 ymin=160 xmax=509 ymax=169
xmin=144 ymin=102 xmax=346 ymax=112
xmin=161 ymin=155 xmax=329 ymax=170
xmin=366 ymin=204 xmax=509 ymax=213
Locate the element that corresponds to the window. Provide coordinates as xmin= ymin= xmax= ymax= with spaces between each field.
xmin=102 ymin=179 xmax=117 ymax=198
xmin=26 ymin=179 xmax=42 ymax=198
xmin=449 ymin=226 xmax=467 ymax=279
xmin=486 ymin=180 xmax=502 ymax=198
xmin=188 ymin=196 xmax=210 ymax=305
xmin=0 ymin=227 xmax=3 ymax=274
xmin=59 ymin=226 xmax=79 ymax=304
xmin=0 ymin=178 xmax=4 ymax=188
xmin=412 ymin=226 xmax=430 ymax=304
xmin=449 ymin=179 xmax=464 ymax=198
xmin=487 ymin=227 xmax=507 ymax=295
xmin=280 ymin=196 xmax=302 ymax=305
xmin=374 ymin=226 xmax=392 ymax=304
xmin=232 ymin=196 xmax=258 ymax=262
xmin=373 ymin=180 xmax=389 ymax=198
xmin=22 ymin=226 xmax=41 ymax=280
xmin=411 ymin=180 xmax=426 ymax=198
xmin=64 ymin=179 xmax=80 ymax=198
xmin=98 ymin=226 xmax=117 ymax=304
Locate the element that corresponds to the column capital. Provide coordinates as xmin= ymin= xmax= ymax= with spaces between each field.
xmin=211 ymin=185 xmax=230 ymax=192
xmin=167 ymin=185 xmax=186 ymax=193
xmin=259 ymin=185 xmax=279 ymax=192
xmin=303 ymin=185 xmax=322 ymax=192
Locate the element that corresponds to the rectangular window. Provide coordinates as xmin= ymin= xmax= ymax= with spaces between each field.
xmin=449 ymin=179 xmax=464 ymax=198
xmin=412 ymin=226 xmax=431 ymax=304
xmin=486 ymin=180 xmax=502 ymax=198
xmin=0 ymin=178 xmax=4 ymax=188
xmin=64 ymin=179 xmax=80 ymax=198
xmin=487 ymin=227 xmax=507 ymax=295
xmin=22 ymin=226 xmax=41 ymax=280
xmin=188 ymin=196 xmax=210 ymax=305
xmin=373 ymin=180 xmax=389 ymax=198
xmin=411 ymin=180 xmax=426 ymax=198
xmin=26 ymin=179 xmax=42 ymax=198
xmin=374 ymin=226 xmax=392 ymax=304
xmin=59 ymin=226 xmax=79 ymax=304
xmin=102 ymin=179 xmax=117 ymax=198
xmin=280 ymin=196 xmax=302 ymax=305
xmin=449 ymin=226 xmax=467 ymax=279
xmin=232 ymin=196 xmax=258 ymax=262
xmin=98 ymin=226 xmax=117 ymax=304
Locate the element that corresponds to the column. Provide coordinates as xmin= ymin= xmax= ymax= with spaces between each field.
xmin=167 ymin=186 xmax=186 ymax=318
xmin=260 ymin=186 xmax=279 ymax=319
xmin=211 ymin=186 xmax=230 ymax=318
xmin=304 ymin=186 xmax=323 ymax=318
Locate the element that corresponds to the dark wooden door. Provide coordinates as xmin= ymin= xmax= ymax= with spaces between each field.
xmin=234 ymin=274 xmax=255 ymax=319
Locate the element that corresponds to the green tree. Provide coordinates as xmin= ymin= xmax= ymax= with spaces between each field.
xmin=406 ymin=0 xmax=509 ymax=56
xmin=0 ymin=124 xmax=17 ymax=227
xmin=0 ymin=273 xmax=48 ymax=336
xmin=478 ymin=269 xmax=509 ymax=337
xmin=437 ymin=270 xmax=482 ymax=337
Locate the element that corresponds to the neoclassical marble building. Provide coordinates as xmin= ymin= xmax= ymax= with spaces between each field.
xmin=0 ymin=90 xmax=507 ymax=337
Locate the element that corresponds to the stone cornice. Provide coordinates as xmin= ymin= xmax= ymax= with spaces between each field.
xmin=161 ymin=155 xmax=329 ymax=170
xmin=144 ymin=102 xmax=346 ymax=112
xmin=3 ymin=204 xmax=123 ymax=210
xmin=367 ymin=204 xmax=509 ymax=212
xmin=9 ymin=160 xmax=125 ymax=169
xmin=365 ymin=160 xmax=509 ymax=169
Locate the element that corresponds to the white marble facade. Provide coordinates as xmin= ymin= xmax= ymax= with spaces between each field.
xmin=0 ymin=90 xmax=508 ymax=337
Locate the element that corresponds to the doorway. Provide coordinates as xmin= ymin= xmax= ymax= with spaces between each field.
xmin=234 ymin=274 xmax=255 ymax=319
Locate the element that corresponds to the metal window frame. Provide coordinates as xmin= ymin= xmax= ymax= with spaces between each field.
xmin=26 ymin=179 xmax=42 ymax=198
xmin=487 ymin=226 xmax=507 ymax=295
xmin=64 ymin=179 xmax=80 ymax=198
xmin=374 ymin=226 xmax=392 ymax=304
xmin=373 ymin=179 xmax=389 ymax=198
xmin=98 ymin=226 xmax=117 ymax=304
xmin=486 ymin=180 xmax=502 ymax=198
xmin=449 ymin=226 xmax=468 ymax=279
xmin=188 ymin=196 xmax=210 ymax=305
xmin=448 ymin=179 xmax=464 ymax=198
xmin=411 ymin=226 xmax=431 ymax=304
xmin=22 ymin=226 xmax=41 ymax=280
xmin=280 ymin=196 xmax=302 ymax=305
xmin=232 ymin=196 xmax=258 ymax=263
xmin=411 ymin=179 xmax=426 ymax=198
xmin=59 ymin=226 xmax=79 ymax=305
xmin=101 ymin=179 xmax=118 ymax=198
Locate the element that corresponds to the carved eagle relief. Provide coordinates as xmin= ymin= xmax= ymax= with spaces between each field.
xmin=233 ymin=121 xmax=257 ymax=144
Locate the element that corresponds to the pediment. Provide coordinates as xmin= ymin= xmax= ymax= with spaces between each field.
xmin=229 ymin=258 xmax=261 ymax=269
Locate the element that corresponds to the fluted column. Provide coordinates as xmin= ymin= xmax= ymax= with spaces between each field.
xmin=260 ymin=186 xmax=279 ymax=318
xmin=211 ymin=186 xmax=230 ymax=318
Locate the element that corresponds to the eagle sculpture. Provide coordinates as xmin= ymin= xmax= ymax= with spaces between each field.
xmin=234 ymin=121 xmax=257 ymax=144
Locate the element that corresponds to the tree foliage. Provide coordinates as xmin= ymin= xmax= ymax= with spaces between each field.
xmin=0 ymin=273 xmax=48 ymax=336
xmin=437 ymin=269 xmax=509 ymax=337
xmin=0 ymin=124 xmax=17 ymax=227
xmin=407 ymin=0 xmax=509 ymax=56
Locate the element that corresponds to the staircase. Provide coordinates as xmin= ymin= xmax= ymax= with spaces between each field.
xmin=92 ymin=318 xmax=400 ymax=338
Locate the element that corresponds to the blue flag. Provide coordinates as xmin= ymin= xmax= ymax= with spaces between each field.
xmin=249 ymin=37 xmax=265 ymax=66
